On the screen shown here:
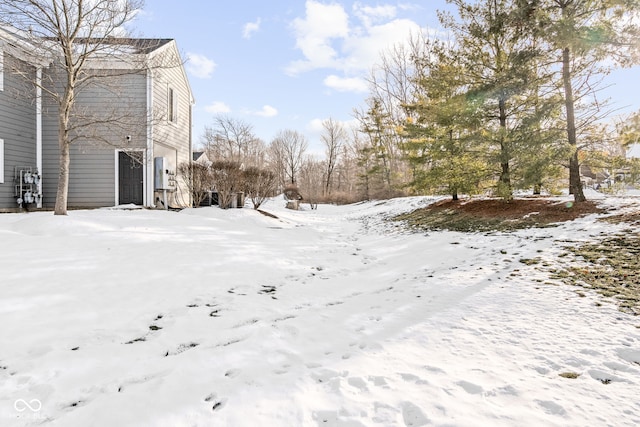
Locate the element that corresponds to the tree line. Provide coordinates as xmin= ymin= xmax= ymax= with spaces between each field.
xmin=194 ymin=0 xmax=640 ymax=208
xmin=356 ymin=0 xmax=640 ymax=203
xmin=9 ymin=1 xmax=637 ymax=213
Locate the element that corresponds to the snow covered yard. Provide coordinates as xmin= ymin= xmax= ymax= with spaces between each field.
xmin=1 ymin=195 xmax=639 ymax=427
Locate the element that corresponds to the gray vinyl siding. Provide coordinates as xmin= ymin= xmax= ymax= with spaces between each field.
xmin=1 ymin=36 xmax=192 ymax=210
xmin=41 ymin=69 xmax=147 ymax=208
xmin=67 ymin=145 xmax=116 ymax=207
xmin=0 ymin=52 xmax=37 ymax=209
xmin=41 ymin=97 xmax=60 ymax=208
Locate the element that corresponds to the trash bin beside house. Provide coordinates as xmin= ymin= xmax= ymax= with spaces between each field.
xmin=199 ymin=191 xmax=218 ymax=207
xmin=286 ymin=200 xmax=300 ymax=210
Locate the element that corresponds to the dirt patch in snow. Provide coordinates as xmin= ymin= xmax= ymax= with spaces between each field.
xmin=395 ymin=197 xmax=604 ymax=232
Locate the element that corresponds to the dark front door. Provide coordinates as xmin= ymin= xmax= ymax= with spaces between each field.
xmin=119 ymin=151 xmax=143 ymax=205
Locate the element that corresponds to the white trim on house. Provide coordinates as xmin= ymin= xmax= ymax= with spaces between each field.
xmin=113 ymin=150 xmax=118 ymax=206
xmin=36 ymin=67 xmax=42 ymax=207
xmin=0 ymin=46 xmax=4 ymax=92
xmin=146 ymin=68 xmax=155 ymax=207
xmin=0 ymin=138 xmax=4 ymax=184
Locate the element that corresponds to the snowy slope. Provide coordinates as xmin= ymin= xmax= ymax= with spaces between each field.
xmin=0 ymin=195 xmax=639 ymax=427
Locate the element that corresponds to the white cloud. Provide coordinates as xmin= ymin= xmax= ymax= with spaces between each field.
xmin=323 ymin=75 xmax=368 ymax=93
xmin=186 ymin=53 xmax=216 ymax=79
xmin=342 ymin=18 xmax=422 ymax=72
xmin=205 ymin=101 xmax=231 ymax=114
xmin=286 ymin=0 xmax=424 ymax=81
xmin=308 ymin=118 xmax=325 ymax=133
xmin=286 ymin=0 xmax=350 ymax=75
xmin=353 ymin=2 xmax=397 ymax=27
xmin=243 ymin=18 xmax=261 ymax=39
xmin=253 ymin=105 xmax=278 ymax=118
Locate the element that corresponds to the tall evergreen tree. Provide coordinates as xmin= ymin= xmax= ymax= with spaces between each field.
xmin=403 ymin=42 xmax=489 ymax=200
xmin=356 ymin=98 xmax=396 ymax=196
xmin=441 ymin=0 xmax=551 ymax=200
xmin=532 ymin=0 xmax=640 ymax=202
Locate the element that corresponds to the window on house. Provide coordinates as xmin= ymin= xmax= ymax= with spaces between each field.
xmin=168 ymin=87 xmax=178 ymax=123
xmin=0 ymin=139 xmax=4 ymax=184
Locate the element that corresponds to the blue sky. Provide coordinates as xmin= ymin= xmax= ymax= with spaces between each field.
xmin=131 ymin=1 xmax=640 ymax=153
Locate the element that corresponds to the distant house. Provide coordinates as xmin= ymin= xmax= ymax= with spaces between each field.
xmin=627 ymin=144 xmax=640 ymax=159
xmin=0 ymin=25 xmax=194 ymax=211
xmin=193 ymin=151 xmax=211 ymax=166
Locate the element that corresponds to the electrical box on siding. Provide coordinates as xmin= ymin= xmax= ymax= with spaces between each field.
xmin=154 ymin=157 xmax=170 ymax=190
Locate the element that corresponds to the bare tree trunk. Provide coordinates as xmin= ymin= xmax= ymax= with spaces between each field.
xmin=321 ymin=118 xmax=345 ymax=197
xmin=54 ymin=83 xmax=74 ymax=215
xmin=562 ymin=47 xmax=586 ymax=202
xmin=54 ymin=139 xmax=70 ymax=215
xmin=498 ymin=98 xmax=512 ymax=201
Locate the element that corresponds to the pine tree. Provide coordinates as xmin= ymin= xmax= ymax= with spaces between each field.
xmin=402 ymin=42 xmax=489 ymax=200
xmin=532 ymin=0 xmax=640 ymax=202
xmin=441 ymin=0 xmax=551 ymax=200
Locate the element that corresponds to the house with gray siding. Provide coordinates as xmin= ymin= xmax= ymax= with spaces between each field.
xmin=0 ymin=27 xmax=48 ymax=211
xmin=0 ymin=26 xmax=194 ymax=211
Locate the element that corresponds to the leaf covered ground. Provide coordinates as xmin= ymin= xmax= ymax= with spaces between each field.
xmin=395 ymin=197 xmax=640 ymax=315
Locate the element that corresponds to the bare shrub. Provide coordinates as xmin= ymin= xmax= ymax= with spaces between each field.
xmin=178 ymin=162 xmax=214 ymax=207
xmin=243 ymin=166 xmax=277 ymax=210
xmin=211 ymin=160 xmax=243 ymax=209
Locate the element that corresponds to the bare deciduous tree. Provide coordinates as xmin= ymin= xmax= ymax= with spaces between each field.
xmin=202 ymin=115 xmax=266 ymax=167
xmin=320 ymin=118 xmax=346 ymax=196
xmin=0 ymin=0 xmax=147 ymax=215
xmin=271 ymin=129 xmax=308 ymax=185
xmin=298 ymin=155 xmax=324 ymax=209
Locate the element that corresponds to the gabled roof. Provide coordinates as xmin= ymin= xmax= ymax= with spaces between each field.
xmin=72 ymin=38 xmax=173 ymax=54
xmin=0 ymin=24 xmax=52 ymax=66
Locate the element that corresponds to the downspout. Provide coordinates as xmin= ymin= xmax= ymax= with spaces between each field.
xmin=146 ymin=68 xmax=155 ymax=207
xmin=189 ymin=95 xmax=193 ymax=207
xmin=36 ymin=67 xmax=42 ymax=208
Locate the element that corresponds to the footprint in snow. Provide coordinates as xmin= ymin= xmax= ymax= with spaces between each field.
xmin=401 ymin=401 xmax=430 ymax=426
xmin=347 ymin=377 xmax=368 ymax=391
xmin=224 ymin=368 xmax=241 ymax=378
xmin=273 ymin=314 xmax=296 ymax=322
xmin=66 ymin=400 xmax=86 ymax=410
xmin=165 ymin=342 xmax=199 ymax=356
xmin=204 ymin=393 xmax=227 ymax=411
xmin=233 ymin=318 xmax=260 ymax=328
